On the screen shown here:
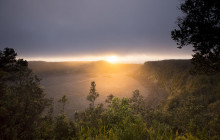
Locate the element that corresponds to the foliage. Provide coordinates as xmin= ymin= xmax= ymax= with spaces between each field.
xmin=105 ymin=94 xmax=114 ymax=104
xmin=1 ymin=48 xmax=218 ymax=139
xmin=171 ymin=0 xmax=220 ymax=74
xmin=76 ymin=96 xmax=156 ymax=139
xmin=73 ymin=87 xmax=202 ymax=140
xmin=87 ymin=81 xmax=99 ymax=108
xmin=36 ymin=105 xmax=54 ymax=139
xmin=0 ymin=48 xmax=51 ymax=139
xmin=136 ymin=60 xmax=220 ymax=139
xmin=130 ymin=90 xmax=145 ymax=115
xmin=53 ymin=114 xmax=76 ymax=140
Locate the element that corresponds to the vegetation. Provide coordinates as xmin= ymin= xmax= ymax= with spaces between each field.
xmin=87 ymin=81 xmax=99 ymax=109
xmin=171 ymin=0 xmax=220 ymax=74
xmin=1 ymin=48 xmax=220 ymax=139
xmin=0 ymin=48 xmax=51 ymax=139
xmin=1 ymin=0 xmax=219 ymax=139
xmin=134 ymin=60 xmax=220 ymax=139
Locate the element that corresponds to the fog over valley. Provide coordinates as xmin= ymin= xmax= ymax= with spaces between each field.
xmin=29 ymin=61 xmax=151 ymax=116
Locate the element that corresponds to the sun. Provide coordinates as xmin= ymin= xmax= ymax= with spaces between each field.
xmin=106 ymin=56 xmax=118 ymax=63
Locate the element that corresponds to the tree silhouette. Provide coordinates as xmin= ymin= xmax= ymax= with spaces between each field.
xmin=105 ymin=94 xmax=114 ymax=104
xmin=0 ymin=48 xmax=51 ymax=139
xmin=87 ymin=81 xmax=99 ymax=108
xmin=171 ymin=0 xmax=220 ymax=74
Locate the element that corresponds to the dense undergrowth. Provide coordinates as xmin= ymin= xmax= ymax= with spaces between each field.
xmin=38 ymin=91 xmax=201 ymax=140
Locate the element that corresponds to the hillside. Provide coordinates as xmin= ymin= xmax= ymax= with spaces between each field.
xmin=134 ymin=60 xmax=220 ymax=139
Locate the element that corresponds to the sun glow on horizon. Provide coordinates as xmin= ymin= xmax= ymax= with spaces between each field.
xmin=23 ymin=54 xmax=191 ymax=63
xmin=106 ymin=56 xmax=118 ymax=63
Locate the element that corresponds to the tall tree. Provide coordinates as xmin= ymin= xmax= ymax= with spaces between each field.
xmin=0 ymin=48 xmax=51 ymax=139
xmin=87 ymin=81 xmax=99 ymax=108
xmin=171 ymin=0 xmax=220 ymax=74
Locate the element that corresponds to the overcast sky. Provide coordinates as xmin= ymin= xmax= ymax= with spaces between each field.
xmin=0 ymin=0 xmax=192 ymax=62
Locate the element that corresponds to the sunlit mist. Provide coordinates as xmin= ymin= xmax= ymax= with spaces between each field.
xmin=106 ymin=56 xmax=118 ymax=63
xmin=24 ymin=54 xmax=191 ymax=63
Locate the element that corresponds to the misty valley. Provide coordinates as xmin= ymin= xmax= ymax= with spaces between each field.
xmin=1 ymin=50 xmax=219 ymax=139
xmin=29 ymin=61 xmax=150 ymax=116
xmin=1 ymin=0 xmax=219 ymax=139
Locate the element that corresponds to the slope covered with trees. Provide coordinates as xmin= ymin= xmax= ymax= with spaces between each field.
xmin=134 ymin=60 xmax=220 ymax=139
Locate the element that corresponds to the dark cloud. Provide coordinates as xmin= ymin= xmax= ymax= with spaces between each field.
xmin=0 ymin=0 xmax=192 ymax=59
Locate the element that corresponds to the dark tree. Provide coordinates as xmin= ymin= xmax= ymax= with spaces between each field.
xmin=171 ymin=0 xmax=220 ymax=74
xmin=0 ymin=48 xmax=51 ymax=139
xmin=105 ymin=94 xmax=114 ymax=104
xmin=87 ymin=81 xmax=99 ymax=108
